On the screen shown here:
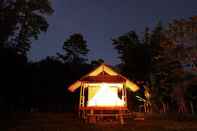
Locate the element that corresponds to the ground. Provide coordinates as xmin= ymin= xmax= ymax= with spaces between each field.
xmin=1 ymin=112 xmax=197 ymax=131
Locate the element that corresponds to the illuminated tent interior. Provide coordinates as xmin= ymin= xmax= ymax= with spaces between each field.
xmin=87 ymin=83 xmax=125 ymax=107
xmin=68 ymin=64 xmax=139 ymax=123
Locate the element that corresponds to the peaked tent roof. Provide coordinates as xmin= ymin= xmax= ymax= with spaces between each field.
xmin=68 ymin=64 xmax=139 ymax=92
xmin=81 ymin=73 xmax=126 ymax=83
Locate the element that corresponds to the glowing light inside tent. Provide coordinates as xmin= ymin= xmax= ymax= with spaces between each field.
xmin=88 ymin=83 xmax=125 ymax=107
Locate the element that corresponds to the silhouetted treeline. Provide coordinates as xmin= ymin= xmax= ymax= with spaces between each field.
xmin=112 ymin=17 xmax=197 ymax=113
xmin=0 ymin=0 xmax=94 ymax=112
xmin=0 ymin=48 xmax=96 ymax=112
xmin=1 ymin=0 xmax=197 ymax=113
xmin=0 ymin=1 xmax=101 ymax=111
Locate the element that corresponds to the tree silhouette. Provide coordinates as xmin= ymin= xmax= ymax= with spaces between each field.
xmin=57 ymin=33 xmax=89 ymax=64
xmin=164 ymin=16 xmax=197 ymax=113
xmin=0 ymin=0 xmax=53 ymax=112
xmin=90 ymin=58 xmax=104 ymax=68
xmin=0 ymin=0 xmax=53 ymax=54
xmin=112 ymin=31 xmax=151 ymax=80
xmin=149 ymin=17 xmax=197 ymax=113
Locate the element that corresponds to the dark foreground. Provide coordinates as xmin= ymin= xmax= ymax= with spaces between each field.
xmin=1 ymin=112 xmax=197 ymax=131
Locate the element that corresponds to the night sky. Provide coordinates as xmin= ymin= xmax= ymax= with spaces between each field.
xmin=30 ymin=0 xmax=197 ymax=65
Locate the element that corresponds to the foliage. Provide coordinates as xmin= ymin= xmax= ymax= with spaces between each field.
xmin=113 ymin=16 xmax=197 ymax=113
xmin=0 ymin=0 xmax=53 ymax=54
xmin=150 ymin=17 xmax=197 ymax=112
xmin=90 ymin=58 xmax=104 ymax=68
xmin=0 ymin=0 xmax=54 ymax=111
xmin=112 ymin=31 xmax=151 ymax=80
xmin=57 ymin=33 xmax=89 ymax=64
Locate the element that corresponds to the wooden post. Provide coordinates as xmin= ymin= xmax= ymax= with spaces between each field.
xmin=79 ymin=83 xmax=86 ymax=119
xmin=119 ymin=110 xmax=124 ymax=124
xmin=89 ymin=109 xmax=96 ymax=123
xmin=82 ymin=84 xmax=86 ymax=119
xmin=123 ymin=84 xmax=127 ymax=106
xmin=82 ymin=83 xmax=85 ymax=107
xmin=122 ymin=86 xmax=124 ymax=101
xmin=79 ymin=84 xmax=83 ymax=117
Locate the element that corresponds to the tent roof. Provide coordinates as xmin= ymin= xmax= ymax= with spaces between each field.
xmin=68 ymin=64 xmax=139 ymax=92
xmin=81 ymin=73 xmax=126 ymax=83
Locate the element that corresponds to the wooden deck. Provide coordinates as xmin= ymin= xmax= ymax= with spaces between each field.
xmin=79 ymin=106 xmax=128 ymax=110
xmin=79 ymin=107 xmax=136 ymax=124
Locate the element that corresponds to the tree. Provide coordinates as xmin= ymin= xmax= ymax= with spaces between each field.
xmin=0 ymin=0 xmax=53 ymax=111
xmin=149 ymin=16 xmax=197 ymax=113
xmin=148 ymin=21 xmax=188 ymax=112
xmin=164 ymin=16 xmax=197 ymax=113
xmin=57 ymin=33 xmax=89 ymax=64
xmin=112 ymin=31 xmax=151 ymax=80
xmin=90 ymin=58 xmax=104 ymax=68
xmin=0 ymin=0 xmax=53 ymax=54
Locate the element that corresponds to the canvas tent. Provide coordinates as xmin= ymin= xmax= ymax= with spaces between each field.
xmin=68 ymin=64 xmax=139 ymax=123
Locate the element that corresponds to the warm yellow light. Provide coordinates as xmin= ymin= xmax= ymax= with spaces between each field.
xmin=88 ymin=83 xmax=125 ymax=107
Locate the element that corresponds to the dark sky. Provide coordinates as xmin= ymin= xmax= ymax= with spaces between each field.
xmin=29 ymin=0 xmax=197 ymax=65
